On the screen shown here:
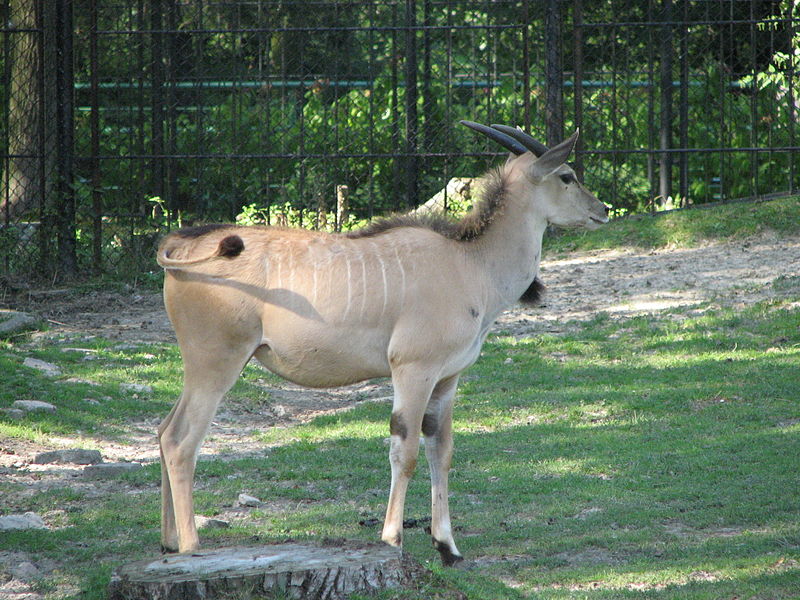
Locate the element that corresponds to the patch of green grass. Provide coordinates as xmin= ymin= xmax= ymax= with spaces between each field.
xmin=0 ymin=336 xmax=274 ymax=444
xmin=544 ymin=195 xmax=800 ymax=255
xmin=0 ymin=339 xmax=176 ymax=442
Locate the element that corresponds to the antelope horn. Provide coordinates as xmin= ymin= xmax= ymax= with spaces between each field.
xmin=490 ymin=124 xmax=550 ymax=157
xmin=459 ymin=120 xmax=528 ymax=155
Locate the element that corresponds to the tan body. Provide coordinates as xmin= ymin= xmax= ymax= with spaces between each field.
xmin=156 ymin=126 xmax=609 ymax=564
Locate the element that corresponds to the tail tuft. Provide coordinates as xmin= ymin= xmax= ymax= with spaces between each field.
xmin=218 ymin=235 xmax=244 ymax=258
xmin=157 ymin=229 xmax=244 ymax=270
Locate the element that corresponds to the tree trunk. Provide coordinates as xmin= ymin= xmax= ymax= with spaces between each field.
xmin=108 ymin=542 xmax=428 ymax=600
xmin=1 ymin=0 xmax=46 ymax=221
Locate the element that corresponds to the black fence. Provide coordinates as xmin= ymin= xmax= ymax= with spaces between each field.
xmin=1 ymin=0 xmax=798 ymax=281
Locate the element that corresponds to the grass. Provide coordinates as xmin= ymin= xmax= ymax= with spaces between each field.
xmin=1 ymin=197 xmax=799 ymax=598
xmin=544 ymin=195 xmax=800 ymax=255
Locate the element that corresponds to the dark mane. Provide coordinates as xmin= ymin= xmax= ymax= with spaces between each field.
xmin=344 ymin=212 xmax=462 ymax=240
xmin=346 ymin=168 xmax=508 ymax=242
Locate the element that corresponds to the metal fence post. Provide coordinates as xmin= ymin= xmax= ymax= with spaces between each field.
xmin=404 ymin=0 xmax=418 ymax=209
xmin=521 ymin=0 xmax=531 ymax=132
xmin=544 ymin=0 xmax=563 ymax=146
xmin=89 ymin=0 xmax=102 ymax=271
xmin=55 ymin=0 xmax=76 ymax=276
xmin=572 ymin=0 xmax=584 ymax=182
xmin=37 ymin=0 xmax=50 ymax=271
xmin=659 ymin=0 xmax=673 ymax=202
xmin=166 ymin=0 xmax=178 ymax=225
xmin=150 ymin=0 xmax=165 ymax=207
xmin=678 ymin=0 xmax=688 ymax=205
xmin=789 ymin=3 xmax=797 ymax=193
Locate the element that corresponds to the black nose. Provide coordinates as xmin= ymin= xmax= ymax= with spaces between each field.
xmin=603 ymin=204 xmax=610 ymax=216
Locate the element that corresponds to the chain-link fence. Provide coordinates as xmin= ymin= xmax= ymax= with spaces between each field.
xmin=1 ymin=0 xmax=798 ymax=281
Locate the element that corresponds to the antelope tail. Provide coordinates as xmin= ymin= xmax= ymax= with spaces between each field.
xmin=157 ymin=234 xmax=245 ymax=270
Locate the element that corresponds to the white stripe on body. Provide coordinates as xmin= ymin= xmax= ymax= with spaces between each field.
xmin=358 ymin=249 xmax=367 ymax=319
xmin=311 ymin=257 xmax=319 ymax=305
xmin=373 ymin=241 xmax=389 ymax=318
xmin=275 ymin=258 xmax=283 ymax=289
xmin=393 ymin=243 xmax=407 ymax=309
xmin=342 ymin=253 xmax=353 ymax=322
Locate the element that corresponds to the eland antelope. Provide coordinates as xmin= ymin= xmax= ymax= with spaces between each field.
xmin=155 ymin=121 xmax=609 ymax=565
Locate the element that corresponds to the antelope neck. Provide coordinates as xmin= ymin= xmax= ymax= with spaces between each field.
xmin=466 ymin=175 xmax=547 ymax=311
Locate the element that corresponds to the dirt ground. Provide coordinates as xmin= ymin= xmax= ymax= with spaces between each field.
xmin=1 ymin=229 xmax=800 ymax=596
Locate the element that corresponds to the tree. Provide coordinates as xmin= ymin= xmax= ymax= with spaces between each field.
xmin=1 ymin=0 xmax=54 ymax=221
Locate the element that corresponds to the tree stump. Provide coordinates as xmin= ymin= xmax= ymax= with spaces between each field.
xmin=108 ymin=541 xmax=427 ymax=600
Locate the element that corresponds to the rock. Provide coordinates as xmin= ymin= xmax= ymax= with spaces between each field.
xmin=0 ymin=310 xmax=40 ymax=337
xmin=84 ymin=462 xmax=143 ymax=478
xmin=120 ymin=383 xmax=153 ymax=395
xmin=10 ymin=561 xmax=40 ymax=582
xmin=237 ymin=493 xmax=262 ymax=507
xmin=0 ymin=513 xmax=46 ymax=531
xmin=34 ymin=449 xmax=103 ymax=465
xmin=1 ymin=408 xmax=25 ymax=420
xmin=12 ymin=400 xmax=56 ymax=413
xmin=60 ymin=377 xmax=100 ymax=386
xmin=22 ymin=357 xmax=61 ymax=377
xmin=112 ymin=343 xmax=139 ymax=351
xmin=195 ymin=515 xmax=230 ymax=530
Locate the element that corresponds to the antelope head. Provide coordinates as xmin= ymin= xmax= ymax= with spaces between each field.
xmin=461 ymin=121 xmax=609 ymax=230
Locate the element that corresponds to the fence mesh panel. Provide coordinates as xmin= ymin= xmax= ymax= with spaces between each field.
xmin=1 ymin=0 xmax=798 ymax=281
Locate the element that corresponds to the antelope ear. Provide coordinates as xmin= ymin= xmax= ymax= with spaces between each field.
xmin=529 ymin=129 xmax=579 ymax=179
xmin=504 ymin=152 xmax=516 ymax=167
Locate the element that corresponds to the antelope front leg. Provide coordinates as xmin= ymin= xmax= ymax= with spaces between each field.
xmin=381 ymin=366 xmax=438 ymax=549
xmin=423 ymin=375 xmax=464 ymax=565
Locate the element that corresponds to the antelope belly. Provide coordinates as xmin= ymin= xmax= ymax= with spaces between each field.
xmin=252 ymin=331 xmax=391 ymax=388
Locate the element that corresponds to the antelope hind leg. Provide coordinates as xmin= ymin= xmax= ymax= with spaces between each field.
xmin=158 ymin=400 xmax=180 ymax=552
xmin=423 ymin=375 xmax=464 ymax=565
xmin=159 ymin=344 xmax=253 ymax=553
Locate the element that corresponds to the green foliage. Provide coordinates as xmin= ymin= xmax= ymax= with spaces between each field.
xmin=234 ymin=200 xmax=369 ymax=232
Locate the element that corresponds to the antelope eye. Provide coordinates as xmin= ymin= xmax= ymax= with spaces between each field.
xmin=559 ymin=173 xmax=575 ymax=185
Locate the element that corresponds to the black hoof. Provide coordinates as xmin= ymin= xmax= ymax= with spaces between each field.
xmin=433 ymin=539 xmax=464 ymax=567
